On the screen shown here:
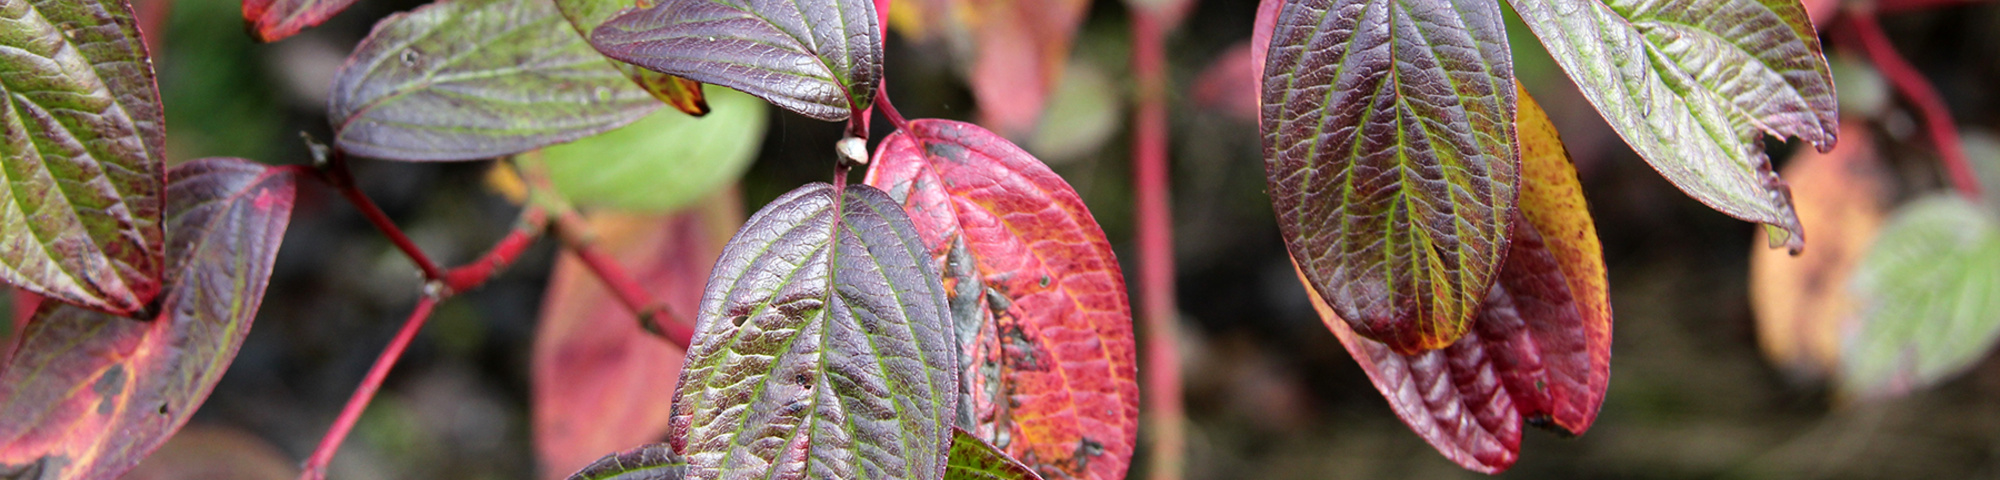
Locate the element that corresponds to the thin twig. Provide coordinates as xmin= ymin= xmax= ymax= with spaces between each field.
xmin=1131 ymin=10 xmax=1186 ymax=480
xmin=298 ymin=296 xmax=440 ymax=480
xmin=316 ymin=152 xmax=447 ymax=279
xmin=438 ymin=206 xmax=550 ymax=294
xmin=1839 ymin=9 xmax=1984 ymax=200
xmin=550 ymin=211 xmax=696 ymax=348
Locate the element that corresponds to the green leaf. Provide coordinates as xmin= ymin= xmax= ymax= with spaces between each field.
xmin=589 ymin=0 xmax=882 ymax=122
xmin=567 ymin=444 xmax=685 ymax=480
xmin=672 ymin=183 xmax=956 ymax=479
xmin=944 ymin=428 xmax=1042 ymax=480
xmin=1260 ymin=0 xmax=1520 ymax=353
xmin=0 ymin=158 xmax=296 ymax=480
xmin=540 ymin=86 xmax=765 ymax=212
xmin=1842 ymin=195 xmax=2000 ymax=399
xmin=327 ymin=0 xmax=660 ymax=161
xmin=0 ymin=0 xmax=168 ymax=315
xmin=1505 ymin=0 xmax=1838 ymax=250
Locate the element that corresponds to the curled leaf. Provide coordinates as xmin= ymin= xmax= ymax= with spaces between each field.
xmin=1261 ymin=0 xmax=1520 ymax=353
xmin=0 ymin=158 xmax=296 ymax=480
xmin=0 ymin=0 xmax=167 ymax=314
xmin=567 ymin=444 xmax=686 ymax=480
xmin=672 ymin=183 xmax=956 ymax=480
xmin=590 ymin=0 xmax=882 ymax=122
xmin=865 ymin=119 xmax=1138 ymax=480
xmin=1506 ymin=0 xmax=1839 ymax=250
xmin=327 ymin=0 xmax=660 ymax=161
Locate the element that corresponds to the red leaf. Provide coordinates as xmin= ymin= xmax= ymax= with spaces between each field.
xmin=1188 ymin=42 xmax=1258 ymax=121
xmin=0 ymin=158 xmax=296 ymax=480
xmin=1291 ymin=86 xmax=1612 ymax=473
xmin=864 ymin=119 xmax=1138 ymax=480
xmin=531 ymin=196 xmax=739 ymax=479
xmin=243 ymin=0 xmax=359 ymax=42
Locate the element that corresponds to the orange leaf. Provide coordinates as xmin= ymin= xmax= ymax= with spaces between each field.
xmin=1751 ymin=123 xmax=1887 ymax=379
xmin=530 ymin=191 xmax=740 ymax=479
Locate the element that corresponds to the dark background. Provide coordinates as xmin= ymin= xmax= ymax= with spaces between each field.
xmin=46 ymin=0 xmax=2000 ymax=478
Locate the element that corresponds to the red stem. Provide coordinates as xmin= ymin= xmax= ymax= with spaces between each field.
xmin=298 ymin=296 xmax=439 ymax=480
xmin=1131 ymin=11 xmax=1185 ymax=480
xmin=1840 ymin=10 xmax=1983 ymax=199
xmin=874 ymin=85 xmax=912 ymax=133
xmin=318 ymin=153 xmax=447 ymax=280
xmin=552 ymin=212 xmax=696 ymax=348
xmin=438 ymin=207 xmax=549 ymax=294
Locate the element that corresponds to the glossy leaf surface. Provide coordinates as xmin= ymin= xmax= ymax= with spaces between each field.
xmin=242 ymin=0 xmax=358 ymax=42
xmin=327 ymin=0 xmax=659 ymax=161
xmin=1297 ymin=87 xmax=1612 ymax=473
xmin=1751 ymin=124 xmax=1886 ymax=379
xmin=1842 ymin=195 xmax=2000 ymax=399
xmin=672 ymin=183 xmax=955 ymax=480
xmin=1261 ymin=0 xmax=1520 ymax=353
xmin=533 ymin=199 xmax=738 ymax=479
xmin=550 ymin=0 xmax=710 ymax=115
xmin=541 ymin=87 xmax=765 ymax=213
xmin=864 ymin=119 xmax=1138 ymax=480
xmin=1507 ymin=0 xmax=1838 ymax=250
xmin=944 ymin=428 xmax=1042 ymax=480
xmin=0 ymin=0 xmax=167 ymax=315
xmin=590 ymin=0 xmax=882 ymax=122
xmin=0 ymin=158 xmax=295 ymax=480
xmin=567 ymin=444 xmax=685 ymax=480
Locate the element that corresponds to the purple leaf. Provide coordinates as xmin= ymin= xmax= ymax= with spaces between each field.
xmin=590 ymin=0 xmax=881 ymax=122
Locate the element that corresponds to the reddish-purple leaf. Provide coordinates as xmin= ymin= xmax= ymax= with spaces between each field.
xmin=864 ymin=119 xmax=1138 ymax=480
xmin=590 ymin=0 xmax=882 ymax=122
xmin=671 ymin=183 xmax=956 ymax=480
xmin=1293 ymin=87 xmax=1613 ymax=473
xmin=242 ymin=0 xmax=359 ymax=42
xmin=0 ymin=0 xmax=168 ymax=315
xmin=1260 ymin=0 xmax=1520 ymax=353
xmin=549 ymin=0 xmax=711 ymax=116
xmin=532 ymin=199 xmax=738 ymax=479
xmin=566 ymin=443 xmax=685 ymax=480
xmin=0 ymin=158 xmax=296 ymax=480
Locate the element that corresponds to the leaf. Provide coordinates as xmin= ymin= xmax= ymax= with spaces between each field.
xmin=1294 ymin=86 xmax=1613 ymax=473
xmin=539 ymin=87 xmax=766 ymax=213
xmin=1260 ymin=0 xmax=1520 ymax=353
xmin=1505 ymin=0 xmax=1839 ymax=250
xmin=589 ymin=0 xmax=882 ymax=122
xmin=241 ymin=0 xmax=359 ymax=42
xmin=550 ymin=0 xmax=710 ymax=115
xmin=881 ymin=0 xmax=1091 ymax=136
xmin=944 ymin=428 xmax=1043 ymax=480
xmin=671 ymin=183 xmax=956 ymax=480
xmin=1841 ymin=195 xmax=2000 ymax=399
xmin=566 ymin=444 xmax=686 ymax=480
xmin=327 ymin=0 xmax=661 ymax=162
xmin=0 ymin=0 xmax=168 ymax=315
xmin=533 ymin=196 xmax=739 ymax=479
xmin=864 ymin=119 xmax=1138 ymax=480
xmin=1751 ymin=124 xmax=1887 ymax=379
xmin=125 ymin=425 xmax=298 ymax=480
xmin=0 ymin=158 xmax=296 ymax=480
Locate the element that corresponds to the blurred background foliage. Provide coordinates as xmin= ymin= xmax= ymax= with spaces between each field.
xmin=109 ymin=0 xmax=2000 ymax=478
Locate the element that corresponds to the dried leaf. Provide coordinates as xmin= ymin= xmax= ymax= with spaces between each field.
xmin=1261 ymin=0 xmax=1520 ymax=353
xmin=533 ymin=195 xmax=739 ymax=479
xmin=1842 ymin=195 xmax=2000 ymax=399
xmin=242 ymin=0 xmax=359 ymax=42
xmin=0 ymin=0 xmax=167 ymax=315
xmin=0 ymin=158 xmax=296 ymax=480
xmin=1751 ymin=124 xmax=1887 ymax=379
xmin=1506 ymin=0 xmax=1839 ymax=250
xmin=671 ymin=183 xmax=956 ymax=480
xmin=540 ymin=87 xmax=765 ymax=213
xmin=865 ymin=119 xmax=1138 ymax=480
xmin=327 ymin=0 xmax=659 ymax=161
xmin=590 ymin=0 xmax=882 ymax=122
xmin=566 ymin=444 xmax=685 ymax=480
